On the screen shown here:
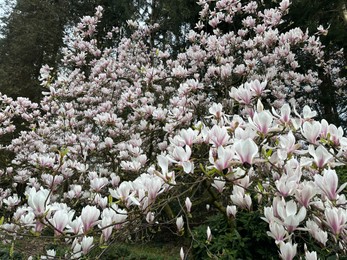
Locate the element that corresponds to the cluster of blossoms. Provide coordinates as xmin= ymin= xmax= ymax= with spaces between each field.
xmin=0 ymin=0 xmax=346 ymax=259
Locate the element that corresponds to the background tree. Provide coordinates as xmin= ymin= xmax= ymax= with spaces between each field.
xmin=278 ymin=0 xmax=347 ymax=127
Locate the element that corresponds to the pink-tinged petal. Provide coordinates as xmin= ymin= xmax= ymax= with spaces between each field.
xmin=234 ymin=138 xmax=258 ymax=165
xmin=251 ymin=110 xmax=273 ymax=134
xmin=81 ymin=205 xmax=100 ymax=233
xmin=314 ymin=168 xmax=339 ymax=201
xmin=302 ymin=121 xmax=321 ymax=144
xmin=279 ymin=241 xmax=297 ymax=260
xmin=325 ymin=208 xmax=347 ymax=235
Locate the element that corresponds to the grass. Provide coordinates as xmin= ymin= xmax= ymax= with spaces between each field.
xmin=0 ymin=232 xmax=182 ymax=259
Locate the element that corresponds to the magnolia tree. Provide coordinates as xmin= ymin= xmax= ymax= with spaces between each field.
xmin=0 ymin=0 xmax=346 ymax=259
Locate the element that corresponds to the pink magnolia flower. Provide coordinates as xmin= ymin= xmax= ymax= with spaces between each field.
xmin=301 ymin=121 xmax=321 ymax=144
xmin=324 ymin=207 xmax=347 ymax=235
xmin=81 ymin=236 xmax=93 ymax=255
xmin=308 ymin=145 xmax=333 ymax=168
xmin=226 ymin=205 xmax=237 ymax=218
xmin=67 ymin=217 xmax=83 ymax=235
xmin=212 ymin=146 xmax=234 ymax=171
xmin=81 ymin=205 xmax=100 ymax=233
xmin=266 ymin=222 xmax=288 ymax=244
xmin=275 ymin=174 xmax=297 ymax=197
xmin=171 ymin=145 xmax=192 ymax=162
xmin=209 ymin=125 xmax=230 ymax=147
xmin=27 ymin=187 xmax=50 ymax=217
xmin=208 ymin=103 xmax=224 ymax=120
xmin=276 ymin=200 xmax=306 ymax=232
xmin=314 ymin=168 xmax=346 ymax=201
xmin=250 ymin=110 xmax=273 ymax=134
xmin=302 ymin=106 xmax=317 ymax=119
xmin=279 ymin=241 xmax=297 ymax=260
xmin=50 ymin=209 xmax=72 ymax=236
xmin=234 ymin=138 xmax=258 ymax=165
xmin=248 ymin=79 xmax=268 ymax=96
xmin=99 ymin=215 xmax=113 ymax=242
xmin=272 ymin=103 xmax=291 ymax=124
xmin=306 ymin=219 xmax=328 ymax=245
xmin=230 ymin=84 xmax=254 ymax=105
xmin=146 ymin=212 xmax=155 ymax=224
xmin=185 ymin=197 xmax=192 ymax=213
xmin=230 ymin=185 xmax=252 ymax=210
xmin=179 ymin=129 xmax=198 ymax=146
xmin=279 ymin=131 xmax=300 ymax=156
xmin=3 ymin=194 xmax=20 ymax=209
xmin=176 ymin=216 xmax=184 ymax=232
xmin=294 ymin=181 xmax=317 ymax=208
xmin=212 ymin=177 xmax=226 ymax=193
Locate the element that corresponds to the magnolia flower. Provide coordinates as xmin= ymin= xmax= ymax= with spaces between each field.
xmin=305 ymin=219 xmax=328 ymax=245
xmin=81 ymin=236 xmax=93 ymax=255
xmin=180 ymin=247 xmax=185 ymax=260
xmin=294 ymin=181 xmax=317 ymax=208
xmin=3 ymin=194 xmax=20 ymax=208
xmin=185 ymin=197 xmax=192 ymax=213
xmin=26 ymin=187 xmax=50 ymax=217
xmin=248 ymin=79 xmax=267 ymax=96
xmin=212 ymin=146 xmax=234 ymax=171
xmin=206 ymin=226 xmax=212 ymax=242
xmin=234 ymin=138 xmax=258 ymax=165
xmin=99 ymin=215 xmax=113 ymax=241
xmin=208 ymin=103 xmax=224 ymax=120
xmin=314 ymin=168 xmax=346 ymax=201
xmin=179 ymin=128 xmax=198 ymax=146
xmin=301 ymin=121 xmax=321 ymax=144
xmin=305 ymin=251 xmax=318 ymax=260
xmin=266 ymin=222 xmax=288 ymax=244
xmin=50 ymin=210 xmax=71 ymax=236
xmin=146 ymin=212 xmax=155 ymax=224
xmin=276 ymin=200 xmax=306 ymax=232
xmin=302 ymin=106 xmax=317 ymax=119
xmin=308 ymin=145 xmax=333 ymax=168
xmin=325 ymin=207 xmax=347 ymax=235
xmin=81 ymin=205 xmax=100 ymax=233
xmin=230 ymin=185 xmax=252 ymax=210
xmin=212 ymin=177 xmax=226 ymax=193
xmin=170 ymin=145 xmax=194 ymax=173
xmin=209 ymin=125 xmax=230 ymax=147
xmin=251 ymin=110 xmax=273 ymax=134
xmin=176 ymin=216 xmax=184 ymax=233
xmin=275 ymin=174 xmax=297 ymax=197
xmin=279 ymin=241 xmax=297 ymax=260
xmin=226 ymin=205 xmax=237 ymax=218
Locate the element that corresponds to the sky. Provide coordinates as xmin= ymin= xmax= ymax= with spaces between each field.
xmin=0 ymin=0 xmax=15 ymax=37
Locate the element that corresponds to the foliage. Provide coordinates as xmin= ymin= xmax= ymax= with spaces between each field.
xmin=191 ymin=211 xmax=278 ymax=259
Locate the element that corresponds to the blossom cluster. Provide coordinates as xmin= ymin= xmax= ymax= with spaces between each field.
xmin=0 ymin=1 xmax=346 ymax=259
